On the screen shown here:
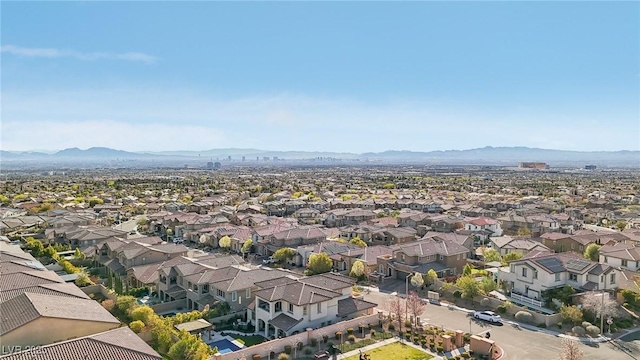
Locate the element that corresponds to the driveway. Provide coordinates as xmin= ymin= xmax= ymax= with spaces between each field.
xmin=362 ymin=288 xmax=639 ymax=360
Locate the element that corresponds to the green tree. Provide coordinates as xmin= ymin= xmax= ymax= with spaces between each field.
xmin=273 ymin=247 xmax=296 ymax=263
xmin=462 ymin=263 xmax=474 ymax=276
xmin=307 ymin=253 xmax=333 ymax=275
xmin=116 ymin=295 xmax=137 ymax=314
xmin=615 ymin=221 xmax=628 ymax=231
xmin=501 ymin=252 xmax=523 ymax=265
xmin=241 ymin=238 xmax=253 ymax=255
xmin=75 ymin=272 xmax=94 ymax=287
xmin=479 ymin=276 xmax=497 ymax=294
xmin=349 ymin=237 xmax=367 ymax=247
xmin=517 ymin=227 xmax=532 ymax=236
xmin=483 ymin=248 xmax=501 ymax=263
xmin=130 ymin=305 xmax=156 ymax=326
xmin=218 ymin=235 xmax=232 ymax=250
xmin=88 ymin=197 xmax=104 ymax=207
xmin=424 ymin=269 xmax=438 ymax=287
xmin=583 ymin=244 xmax=602 ymax=261
xmin=129 ymin=320 xmax=145 ymax=333
xmin=74 ymin=247 xmax=86 ymax=260
xmin=455 ymin=275 xmax=481 ymax=299
xmin=349 ymin=260 xmax=366 ymax=280
xmin=560 ymin=305 xmax=583 ymax=326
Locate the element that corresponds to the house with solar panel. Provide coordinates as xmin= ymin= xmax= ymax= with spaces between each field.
xmin=497 ymin=250 xmax=619 ymax=310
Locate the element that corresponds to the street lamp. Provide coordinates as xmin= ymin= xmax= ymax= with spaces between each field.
xmin=405 ymin=273 xmax=412 ymax=320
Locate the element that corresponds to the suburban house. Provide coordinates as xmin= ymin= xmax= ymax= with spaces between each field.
xmin=377 ymin=238 xmax=470 ymax=280
xmin=259 ymin=226 xmax=327 ymax=257
xmin=599 ymin=243 xmax=640 ymax=272
xmin=0 ymin=327 xmax=162 ymax=360
xmin=490 ymin=236 xmax=550 ymax=257
xmin=462 ymin=217 xmax=503 ymax=239
xmin=370 ymin=227 xmax=418 ymax=245
xmin=294 ymin=241 xmax=361 ymax=268
xmin=498 ymin=250 xmax=619 ymax=306
xmin=330 ymin=245 xmax=394 ymax=275
xmin=250 ymin=273 xmax=377 ymax=338
xmin=539 ymin=231 xmax=623 ymax=253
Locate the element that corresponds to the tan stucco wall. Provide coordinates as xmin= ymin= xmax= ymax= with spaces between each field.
xmin=1 ymin=317 xmax=120 ymax=347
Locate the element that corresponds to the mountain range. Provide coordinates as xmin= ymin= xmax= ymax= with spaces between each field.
xmin=1 ymin=146 xmax=639 ymax=167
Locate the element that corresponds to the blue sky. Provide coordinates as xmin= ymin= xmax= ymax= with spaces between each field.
xmin=2 ymin=2 xmax=639 ymax=152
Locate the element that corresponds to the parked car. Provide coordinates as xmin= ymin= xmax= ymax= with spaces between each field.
xmin=262 ymin=256 xmax=277 ymax=265
xmin=172 ymin=237 xmax=184 ymax=244
xmin=472 ymin=311 xmax=502 ymax=324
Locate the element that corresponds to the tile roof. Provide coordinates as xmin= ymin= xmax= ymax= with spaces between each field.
xmin=1 ymin=292 xmax=119 ymax=335
xmin=0 ymin=270 xmax=64 ymax=292
xmin=0 ymin=327 xmax=161 ymax=360
xmin=0 ymin=283 xmax=89 ymax=303
xmin=336 ymin=298 xmax=377 ymax=317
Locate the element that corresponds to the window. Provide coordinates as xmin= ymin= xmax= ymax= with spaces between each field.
xmin=600 ymin=275 xmax=604 ymax=283
xmin=569 ymin=273 xmax=578 ymax=281
xmin=275 ymin=301 xmax=282 ymax=312
xmin=232 ymin=291 xmax=237 ymax=302
xmin=303 ymin=306 xmax=308 ymax=316
xmin=622 ymin=259 xmax=628 ymax=267
xmin=170 ymin=277 xmax=176 ymax=285
xmin=604 ymin=256 xmax=608 ymax=263
xmin=610 ymin=273 xmax=616 ymax=284
xmin=439 ymin=255 xmax=444 ymax=261
xmin=246 ymin=289 xmax=251 ymax=298
xmin=288 ymin=303 xmax=293 ymax=313
xmin=555 ymin=273 xmax=560 ymax=282
xmin=521 ymin=268 xmax=527 ymax=277
xmin=533 ymin=271 xmax=538 ymax=279
xmin=317 ymin=303 xmax=322 ymax=313
xmin=203 ymin=285 xmax=209 ymax=293
xmin=217 ymin=289 xmax=225 ymax=298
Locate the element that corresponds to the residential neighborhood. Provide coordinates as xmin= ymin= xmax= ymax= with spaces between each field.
xmin=1 ymin=165 xmax=639 ymax=360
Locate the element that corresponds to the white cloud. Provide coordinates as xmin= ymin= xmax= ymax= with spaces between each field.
xmin=1 ymin=45 xmax=158 ymax=64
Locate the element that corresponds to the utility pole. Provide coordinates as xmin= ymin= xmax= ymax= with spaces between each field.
xmin=600 ymin=290 xmax=605 ymax=335
xmin=405 ymin=273 xmax=411 ymax=321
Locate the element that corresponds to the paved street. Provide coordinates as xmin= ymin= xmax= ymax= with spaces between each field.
xmin=362 ymin=286 xmax=640 ymax=360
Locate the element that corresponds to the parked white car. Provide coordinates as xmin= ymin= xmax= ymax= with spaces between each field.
xmin=472 ymin=311 xmax=502 ymax=324
xmin=262 ymin=257 xmax=277 ymax=265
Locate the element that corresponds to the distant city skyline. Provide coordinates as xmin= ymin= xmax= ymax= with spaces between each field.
xmin=2 ymin=2 xmax=639 ymax=152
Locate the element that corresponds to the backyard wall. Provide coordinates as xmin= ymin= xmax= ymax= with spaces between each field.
xmin=151 ymin=299 xmax=187 ymax=314
xmin=81 ymin=284 xmax=117 ymax=301
xmin=212 ymin=313 xmax=380 ymax=360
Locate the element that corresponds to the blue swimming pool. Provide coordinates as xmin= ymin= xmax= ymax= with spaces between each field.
xmin=209 ymin=339 xmax=241 ymax=354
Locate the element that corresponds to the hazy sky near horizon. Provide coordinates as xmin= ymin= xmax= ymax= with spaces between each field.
xmin=2 ymin=2 xmax=639 ymax=153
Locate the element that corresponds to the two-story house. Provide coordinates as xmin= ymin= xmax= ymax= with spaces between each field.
xmin=490 ymin=236 xmax=550 ymax=257
xmin=498 ymin=251 xmax=618 ymax=305
xmin=599 ymin=243 xmax=640 ymax=272
xmin=261 ymin=226 xmax=327 ymax=257
xmin=462 ymin=217 xmax=503 ymax=240
xmin=378 ymin=238 xmax=470 ymax=280
xmin=251 ymin=273 xmax=377 ymax=338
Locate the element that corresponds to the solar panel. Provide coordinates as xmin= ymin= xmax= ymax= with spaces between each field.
xmin=566 ymin=259 xmax=591 ymax=272
xmin=536 ymin=257 xmax=565 ymax=273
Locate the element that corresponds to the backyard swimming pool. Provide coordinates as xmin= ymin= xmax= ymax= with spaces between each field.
xmin=209 ymin=338 xmax=241 ymax=354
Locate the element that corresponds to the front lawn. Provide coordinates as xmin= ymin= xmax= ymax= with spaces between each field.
xmin=343 ymin=342 xmax=433 ymax=360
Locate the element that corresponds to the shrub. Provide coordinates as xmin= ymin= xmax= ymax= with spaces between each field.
xmin=335 ymin=331 xmax=342 ymax=340
xmin=615 ymin=319 xmax=634 ymax=329
xmin=310 ymin=338 xmax=318 ymax=347
xmin=405 ymin=319 xmax=412 ymax=328
xmin=303 ymin=347 xmax=313 ymax=355
xmin=102 ymin=299 xmax=115 ymax=312
xmin=283 ymin=345 xmax=292 ymax=354
xmin=572 ymin=326 xmax=586 ymax=336
xmin=437 ymin=346 xmax=444 ymax=353
xmin=347 ymin=327 xmax=354 ymax=335
xmin=322 ymin=335 xmax=329 ymax=343
xmin=129 ymin=320 xmax=145 ymax=333
xmin=348 ymin=335 xmax=355 ymax=342
xmin=388 ymin=324 xmax=395 ymax=331
xmin=277 ymin=353 xmax=290 ymax=360
xmin=557 ymin=322 xmax=563 ymax=329
xmin=586 ymin=325 xmax=601 ymax=335
xmin=495 ymin=305 xmax=507 ymax=314
xmin=296 ymin=342 xmax=303 ymax=350
xmin=537 ymin=323 xmax=546 ymax=328
xmin=453 ymin=290 xmax=462 ymax=299
xmin=581 ymin=321 xmax=592 ymax=328
xmin=370 ymin=329 xmax=376 ymax=337
xmin=515 ymin=311 xmax=533 ymax=324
